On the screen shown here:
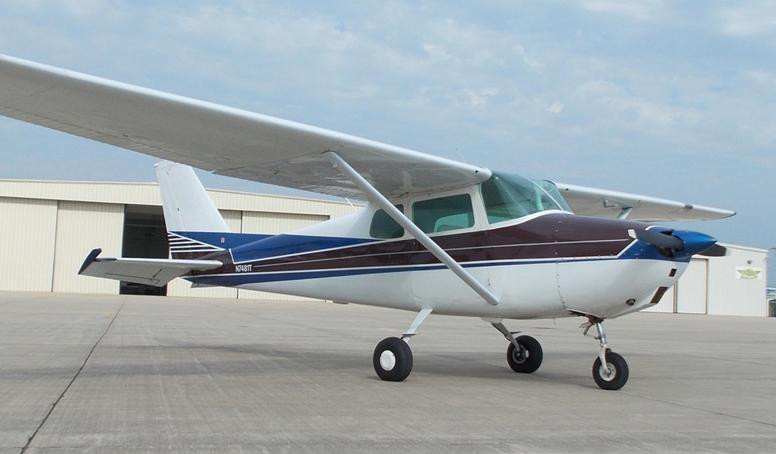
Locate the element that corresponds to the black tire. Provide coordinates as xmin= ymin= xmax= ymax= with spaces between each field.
xmin=373 ymin=337 xmax=413 ymax=382
xmin=592 ymin=351 xmax=629 ymax=390
xmin=506 ymin=335 xmax=543 ymax=373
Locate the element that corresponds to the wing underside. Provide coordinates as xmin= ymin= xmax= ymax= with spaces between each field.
xmin=0 ymin=54 xmax=734 ymax=221
xmin=0 ymin=54 xmax=489 ymax=200
xmin=554 ymin=182 xmax=735 ymax=222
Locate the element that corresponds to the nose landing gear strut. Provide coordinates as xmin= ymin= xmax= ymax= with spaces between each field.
xmin=581 ymin=317 xmax=629 ymax=390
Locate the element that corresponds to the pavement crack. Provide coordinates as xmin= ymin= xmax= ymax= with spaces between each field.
xmin=18 ymin=300 xmax=125 ymax=454
xmin=621 ymin=391 xmax=776 ymax=429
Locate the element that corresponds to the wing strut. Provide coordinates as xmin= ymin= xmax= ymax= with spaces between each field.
xmin=324 ymin=151 xmax=499 ymax=306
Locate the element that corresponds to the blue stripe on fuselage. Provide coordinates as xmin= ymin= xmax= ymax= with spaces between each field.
xmin=229 ymin=234 xmax=375 ymax=262
xmin=185 ymin=247 xmax=683 ymax=287
xmin=171 ymin=231 xmax=375 ymax=260
xmin=187 ymin=260 xmax=558 ymax=286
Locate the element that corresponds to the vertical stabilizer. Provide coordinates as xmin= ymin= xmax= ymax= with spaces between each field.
xmin=155 ymin=160 xmax=230 ymax=233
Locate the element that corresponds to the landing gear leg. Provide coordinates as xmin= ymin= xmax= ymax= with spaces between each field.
xmin=373 ymin=309 xmax=432 ymax=382
xmin=491 ymin=321 xmax=543 ymax=373
xmin=582 ymin=317 xmax=629 ymax=390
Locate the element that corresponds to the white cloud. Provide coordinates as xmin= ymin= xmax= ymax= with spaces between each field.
xmin=719 ymin=2 xmax=776 ymax=36
xmin=422 ymin=43 xmax=452 ymax=62
xmin=577 ymin=79 xmax=619 ymax=98
xmin=1 ymin=0 xmax=121 ymax=18
xmin=546 ymin=102 xmax=564 ymax=114
xmin=513 ymin=45 xmax=544 ymax=70
xmin=576 ymin=79 xmax=700 ymax=127
xmin=165 ymin=3 xmax=546 ymax=127
xmin=747 ymin=70 xmax=776 ymax=87
xmin=579 ymin=0 xmax=665 ymax=21
xmin=463 ymin=88 xmax=500 ymax=108
xmin=0 ymin=0 xmax=774 ymax=252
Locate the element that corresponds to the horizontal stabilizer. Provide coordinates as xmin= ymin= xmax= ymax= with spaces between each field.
xmin=78 ymin=249 xmax=223 ymax=287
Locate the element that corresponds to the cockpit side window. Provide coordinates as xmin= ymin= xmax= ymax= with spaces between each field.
xmin=481 ymin=173 xmax=570 ymax=224
xmin=370 ymin=205 xmax=404 ymax=239
xmin=412 ymin=194 xmax=474 ymax=234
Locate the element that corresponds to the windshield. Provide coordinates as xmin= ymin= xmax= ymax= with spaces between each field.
xmin=481 ymin=172 xmax=572 ymax=224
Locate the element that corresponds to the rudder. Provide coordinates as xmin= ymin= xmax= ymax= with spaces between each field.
xmin=155 ymin=160 xmax=230 ymax=259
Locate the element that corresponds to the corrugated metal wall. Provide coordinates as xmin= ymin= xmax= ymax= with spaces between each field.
xmin=0 ymin=197 xmax=57 ymax=291
xmin=242 ymin=211 xmax=330 ymax=233
xmin=707 ymin=246 xmax=767 ymax=316
xmin=52 ymin=201 xmax=124 ymax=294
xmin=643 ymin=246 xmax=768 ymax=316
xmin=676 ymin=259 xmax=708 ymax=314
xmin=0 ymin=181 xmax=358 ymax=300
xmin=644 ymin=258 xmax=708 ymax=314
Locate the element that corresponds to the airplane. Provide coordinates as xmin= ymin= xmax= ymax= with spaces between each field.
xmin=0 ymin=54 xmax=734 ymax=390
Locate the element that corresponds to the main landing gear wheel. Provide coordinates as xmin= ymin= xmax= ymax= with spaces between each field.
xmin=373 ymin=337 xmax=413 ymax=382
xmin=592 ymin=351 xmax=629 ymax=390
xmin=506 ymin=335 xmax=543 ymax=374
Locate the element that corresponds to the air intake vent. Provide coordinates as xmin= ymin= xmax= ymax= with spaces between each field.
xmin=648 ymin=287 xmax=669 ymax=306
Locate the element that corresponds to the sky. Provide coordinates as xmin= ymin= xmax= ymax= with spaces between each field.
xmin=0 ymin=1 xmax=774 ymax=284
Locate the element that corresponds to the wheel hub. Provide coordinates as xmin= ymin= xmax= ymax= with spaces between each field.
xmin=599 ymin=362 xmax=616 ymax=381
xmin=379 ymin=350 xmax=396 ymax=371
xmin=512 ymin=346 xmax=528 ymax=364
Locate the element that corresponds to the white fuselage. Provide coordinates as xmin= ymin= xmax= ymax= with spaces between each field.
xmin=207 ymin=207 xmax=687 ymax=321
xmin=236 ymin=258 xmax=684 ymax=320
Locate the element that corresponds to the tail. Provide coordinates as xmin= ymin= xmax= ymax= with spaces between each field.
xmin=155 ymin=160 xmax=230 ymax=259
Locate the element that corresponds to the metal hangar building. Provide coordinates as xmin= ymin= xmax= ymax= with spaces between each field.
xmin=0 ymin=178 xmax=356 ymax=301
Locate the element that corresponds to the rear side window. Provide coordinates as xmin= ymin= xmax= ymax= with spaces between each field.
xmin=412 ymin=194 xmax=474 ymax=234
xmin=370 ymin=205 xmax=404 ymax=239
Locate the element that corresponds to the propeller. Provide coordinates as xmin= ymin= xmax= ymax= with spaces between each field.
xmin=633 ymin=228 xmax=683 ymax=251
xmin=697 ymin=243 xmax=728 ymax=257
xmin=632 ymin=228 xmax=727 ymax=257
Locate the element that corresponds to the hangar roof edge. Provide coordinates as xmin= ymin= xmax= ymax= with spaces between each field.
xmin=0 ymin=178 xmax=362 ymax=216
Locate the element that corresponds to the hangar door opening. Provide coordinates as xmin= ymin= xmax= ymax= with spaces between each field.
xmin=120 ymin=204 xmax=168 ymax=296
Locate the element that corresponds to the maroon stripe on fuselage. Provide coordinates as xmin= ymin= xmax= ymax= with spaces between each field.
xmin=196 ymin=213 xmax=644 ymax=275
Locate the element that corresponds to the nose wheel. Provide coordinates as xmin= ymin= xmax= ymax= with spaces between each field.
xmin=592 ymin=350 xmax=629 ymax=390
xmin=582 ymin=317 xmax=629 ymax=390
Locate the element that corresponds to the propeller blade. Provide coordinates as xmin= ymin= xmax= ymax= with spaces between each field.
xmin=698 ymin=243 xmax=727 ymax=257
xmin=635 ymin=228 xmax=683 ymax=251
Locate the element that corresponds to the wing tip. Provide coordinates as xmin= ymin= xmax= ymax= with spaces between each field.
xmin=78 ymin=248 xmax=102 ymax=275
xmin=692 ymin=206 xmax=737 ymax=220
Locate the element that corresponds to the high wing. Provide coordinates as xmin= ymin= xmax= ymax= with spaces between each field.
xmin=0 ymin=54 xmax=734 ymax=221
xmin=78 ymin=249 xmax=223 ymax=287
xmin=0 ymin=54 xmax=489 ymax=200
xmin=553 ymin=182 xmax=735 ymax=222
